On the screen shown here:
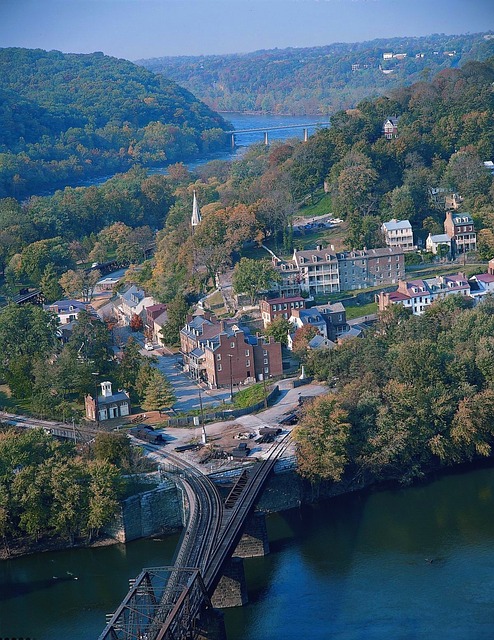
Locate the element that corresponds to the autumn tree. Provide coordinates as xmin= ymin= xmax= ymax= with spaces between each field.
xmin=294 ymin=395 xmax=351 ymax=483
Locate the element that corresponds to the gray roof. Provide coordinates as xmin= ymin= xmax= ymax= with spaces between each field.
xmin=383 ymin=219 xmax=412 ymax=231
xmin=429 ymin=234 xmax=451 ymax=243
xmin=98 ymin=391 xmax=129 ymax=405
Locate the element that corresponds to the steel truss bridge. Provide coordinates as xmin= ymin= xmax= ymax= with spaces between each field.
xmin=99 ymin=437 xmax=291 ymax=640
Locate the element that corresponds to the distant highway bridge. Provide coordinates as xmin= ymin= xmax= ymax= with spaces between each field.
xmin=99 ymin=434 xmax=292 ymax=640
xmin=226 ymin=121 xmax=330 ymax=147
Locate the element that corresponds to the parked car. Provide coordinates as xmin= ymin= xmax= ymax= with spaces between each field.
xmin=145 ymin=343 xmax=154 ymax=351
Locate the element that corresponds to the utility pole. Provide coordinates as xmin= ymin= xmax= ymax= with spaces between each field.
xmin=228 ymin=354 xmax=233 ymax=403
xmin=199 ymin=389 xmax=206 ymax=445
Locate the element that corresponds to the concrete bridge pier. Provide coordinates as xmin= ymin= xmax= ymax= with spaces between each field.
xmin=304 ymin=127 xmax=308 ymax=142
xmin=231 ymin=133 xmax=236 ymax=148
xmin=211 ymin=556 xmax=248 ymax=608
xmin=264 ymin=131 xmax=269 ymax=145
xmin=234 ymin=512 xmax=270 ymax=558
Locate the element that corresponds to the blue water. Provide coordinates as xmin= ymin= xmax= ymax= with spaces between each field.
xmin=2 ymin=465 xmax=494 ymax=639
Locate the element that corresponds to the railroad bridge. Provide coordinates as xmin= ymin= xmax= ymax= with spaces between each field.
xmin=99 ymin=436 xmax=291 ymax=640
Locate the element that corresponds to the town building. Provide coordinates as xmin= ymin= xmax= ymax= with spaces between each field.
xmin=191 ymin=190 xmax=201 ymax=228
xmin=145 ymin=303 xmax=168 ymax=343
xmin=316 ymin=301 xmax=348 ymax=340
xmin=382 ymin=219 xmax=414 ymax=251
xmin=180 ymin=316 xmax=283 ymax=388
xmin=115 ymin=285 xmax=157 ymax=326
xmin=425 ymin=233 xmax=452 ymax=256
xmin=260 ymin=295 xmax=306 ymax=327
xmin=85 ymin=381 xmax=130 ymax=422
xmin=292 ymin=246 xmax=340 ymax=296
xmin=377 ymin=273 xmax=470 ymax=315
xmin=272 ymin=246 xmax=405 ymax=295
xmin=337 ymin=247 xmax=405 ymax=291
xmin=44 ymin=299 xmax=90 ymax=324
xmin=289 ymin=307 xmax=328 ymax=339
xmin=444 ymin=211 xmax=477 ymax=255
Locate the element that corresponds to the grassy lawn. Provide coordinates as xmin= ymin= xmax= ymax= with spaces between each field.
xmin=232 ymin=382 xmax=269 ymax=409
xmin=344 ymin=301 xmax=378 ymax=320
xmin=293 ymin=221 xmax=348 ymax=254
xmin=296 ymin=192 xmax=332 ymax=219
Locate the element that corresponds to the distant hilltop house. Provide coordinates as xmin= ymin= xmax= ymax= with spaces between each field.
xmin=444 ymin=211 xmax=476 ymax=255
xmin=85 ymin=381 xmax=130 ymax=422
xmin=180 ymin=315 xmax=282 ymax=388
xmin=429 ymin=187 xmax=463 ymax=211
xmin=382 ymin=219 xmax=414 ymax=251
xmin=383 ymin=117 xmax=399 ymax=139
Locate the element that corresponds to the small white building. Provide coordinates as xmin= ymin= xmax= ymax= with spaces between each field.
xmin=85 ymin=381 xmax=131 ymax=422
xmin=426 ymin=233 xmax=452 ymax=256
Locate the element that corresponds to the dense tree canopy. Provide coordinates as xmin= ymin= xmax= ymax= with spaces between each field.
xmin=0 ymin=48 xmax=230 ymax=198
xmin=296 ymin=296 xmax=494 ymax=485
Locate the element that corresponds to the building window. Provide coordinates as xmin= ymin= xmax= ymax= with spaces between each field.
xmin=217 ymin=354 xmax=221 ymax=361
xmin=263 ymin=350 xmax=268 ymax=356
xmin=264 ymin=367 xmax=269 ymax=374
xmin=245 ymin=350 xmax=250 ymax=357
xmin=217 ymin=363 xmax=222 ymax=371
xmin=246 ymin=360 xmax=250 ymax=367
xmin=264 ymin=358 xmax=268 ymax=365
xmin=231 ymin=342 xmax=235 ymax=348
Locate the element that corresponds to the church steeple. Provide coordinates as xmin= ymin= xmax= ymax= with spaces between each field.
xmin=191 ymin=190 xmax=201 ymax=229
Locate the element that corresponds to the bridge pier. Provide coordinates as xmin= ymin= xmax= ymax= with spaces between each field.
xmin=231 ymin=133 xmax=235 ymax=148
xmin=304 ymin=127 xmax=308 ymax=142
xmin=234 ymin=512 xmax=270 ymax=558
xmin=211 ymin=556 xmax=248 ymax=608
xmin=264 ymin=131 xmax=269 ymax=145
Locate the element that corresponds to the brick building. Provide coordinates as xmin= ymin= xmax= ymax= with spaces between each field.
xmin=180 ymin=316 xmax=282 ymax=388
xmin=260 ymin=295 xmax=306 ymax=327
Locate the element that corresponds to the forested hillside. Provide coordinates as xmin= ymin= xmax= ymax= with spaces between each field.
xmin=138 ymin=33 xmax=494 ymax=116
xmin=0 ymin=48 xmax=230 ymax=199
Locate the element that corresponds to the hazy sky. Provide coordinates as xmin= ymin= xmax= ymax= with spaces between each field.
xmin=1 ymin=0 xmax=493 ymax=61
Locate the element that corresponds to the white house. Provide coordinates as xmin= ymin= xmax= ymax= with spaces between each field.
xmin=382 ymin=219 xmax=414 ymax=251
xmin=426 ymin=233 xmax=452 ymax=256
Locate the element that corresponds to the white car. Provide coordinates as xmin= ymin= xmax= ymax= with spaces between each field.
xmin=144 ymin=343 xmax=154 ymax=351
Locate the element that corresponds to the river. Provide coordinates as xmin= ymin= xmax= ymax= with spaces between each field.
xmin=71 ymin=113 xmax=327 ymax=191
xmin=2 ymin=464 xmax=494 ymax=639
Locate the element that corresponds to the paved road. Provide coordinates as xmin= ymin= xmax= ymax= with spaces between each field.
xmin=152 ymin=350 xmax=232 ymax=412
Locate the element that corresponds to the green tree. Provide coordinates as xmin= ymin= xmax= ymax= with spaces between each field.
xmin=160 ymin=293 xmax=188 ymax=346
xmin=59 ymin=269 xmax=101 ymax=303
xmin=264 ymin=317 xmax=292 ymax=347
xmin=0 ymin=304 xmax=58 ymax=397
xmin=141 ymin=369 xmax=176 ymax=411
xmin=232 ymin=258 xmax=280 ymax=304
xmin=86 ymin=460 xmax=121 ymax=541
xmin=93 ymin=432 xmax=132 ymax=469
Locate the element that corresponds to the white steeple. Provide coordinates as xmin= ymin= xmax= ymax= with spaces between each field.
xmin=191 ymin=190 xmax=201 ymax=228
